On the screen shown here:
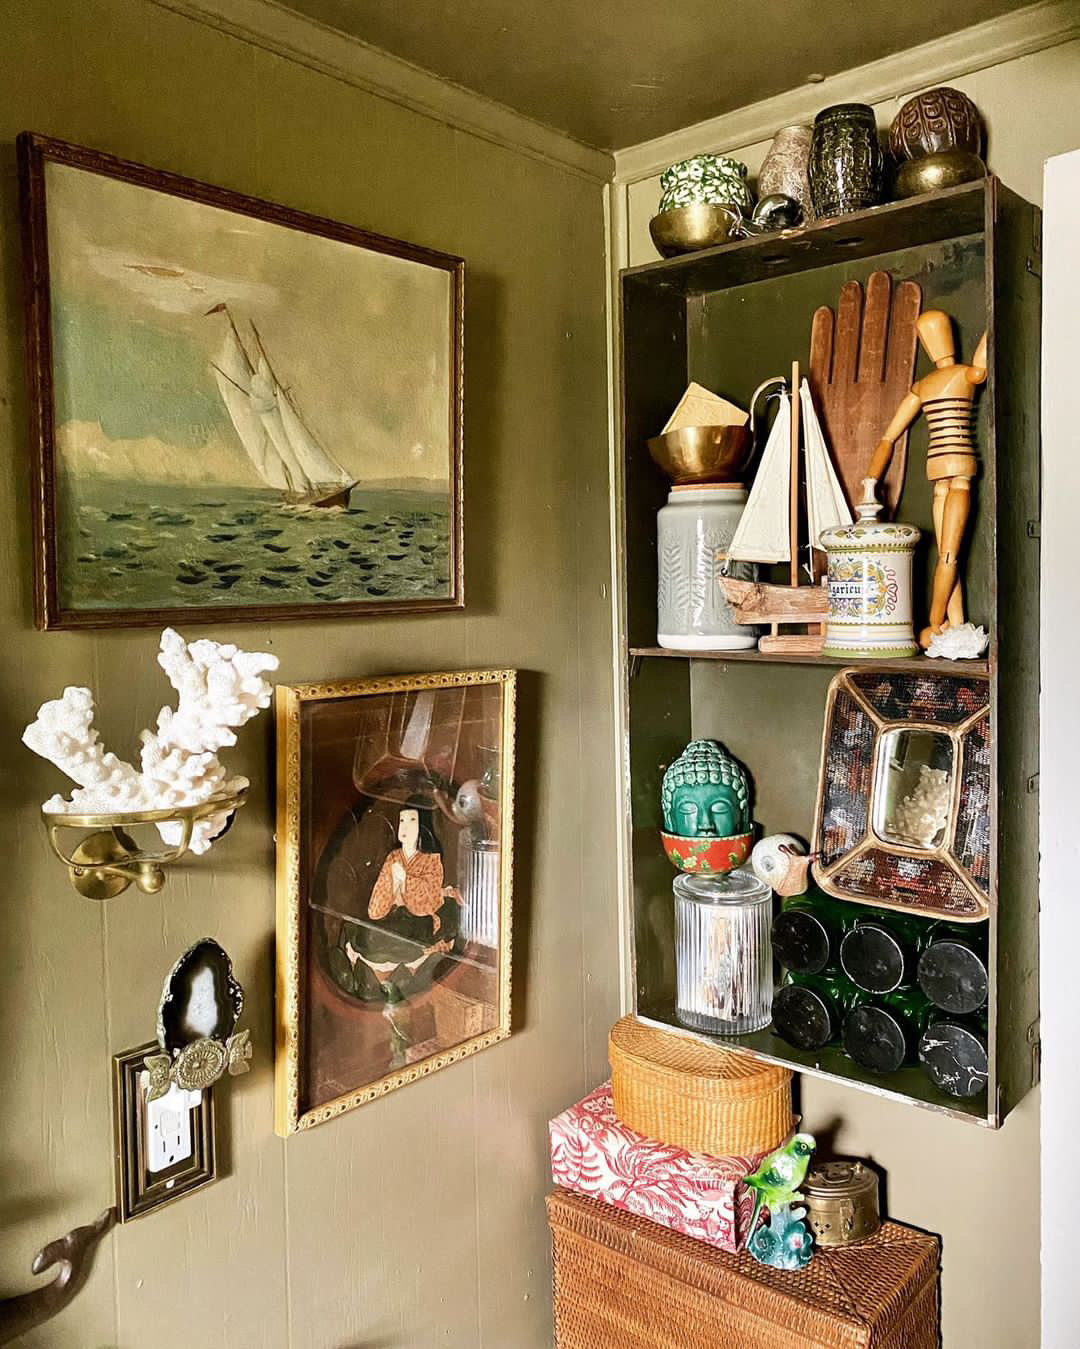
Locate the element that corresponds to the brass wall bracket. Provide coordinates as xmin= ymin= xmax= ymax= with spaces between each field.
xmin=43 ymin=789 xmax=247 ymax=899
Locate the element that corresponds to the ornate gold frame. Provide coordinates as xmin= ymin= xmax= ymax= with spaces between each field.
xmin=811 ymin=668 xmax=990 ymax=920
xmin=274 ymin=669 xmax=516 ymax=1136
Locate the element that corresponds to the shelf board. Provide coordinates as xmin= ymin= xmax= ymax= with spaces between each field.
xmin=629 ymin=646 xmax=990 ymax=674
xmin=622 ymin=179 xmax=989 ymax=295
xmin=637 ymin=1002 xmax=989 ymax=1126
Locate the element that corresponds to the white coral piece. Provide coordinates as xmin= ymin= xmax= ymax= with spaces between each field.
xmin=926 ymin=623 xmax=990 ymax=660
xmin=23 ymin=628 xmax=279 ymax=854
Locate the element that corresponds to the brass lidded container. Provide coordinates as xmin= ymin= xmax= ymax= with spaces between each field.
xmin=803 ymin=1160 xmax=881 ymax=1247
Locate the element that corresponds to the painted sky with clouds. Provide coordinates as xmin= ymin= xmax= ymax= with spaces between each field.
xmin=45 ymin=161 xmax=453 ymax=487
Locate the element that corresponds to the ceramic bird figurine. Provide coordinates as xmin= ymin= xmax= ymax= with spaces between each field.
xmin=747 ymin=1202 xmax=815 ymax=1270
xmin=744 ymin=1133 xmax=816 ymax=1241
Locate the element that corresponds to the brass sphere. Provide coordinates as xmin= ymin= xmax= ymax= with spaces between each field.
xmin=136 ymin=863 xmax=167 ymax=894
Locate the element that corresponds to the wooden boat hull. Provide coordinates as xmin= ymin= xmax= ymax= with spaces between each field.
xmin=719 ymin=577 xmax=828 ymax=625
xmin=718 ymin=578 xmax=827 ymax=654
xmin=283 ymin=481 xmax=357 ymax=510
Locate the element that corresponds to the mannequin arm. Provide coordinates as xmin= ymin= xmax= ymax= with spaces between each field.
xmin=867 ymin=390 xmax=922 ymax=483
xmin=968 ymin=331 xmax=988 ymax=386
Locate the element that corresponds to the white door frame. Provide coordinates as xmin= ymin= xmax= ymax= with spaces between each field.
xmin=1040 ymin=147 xmax=1080 ymax=1349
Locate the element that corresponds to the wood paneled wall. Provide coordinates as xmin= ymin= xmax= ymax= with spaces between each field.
xmin=0 ymin=3 xmax=618 ymax=1344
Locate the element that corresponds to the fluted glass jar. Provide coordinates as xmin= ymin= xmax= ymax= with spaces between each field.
xmin=674 ymin=868 xmax=773 ymax=1035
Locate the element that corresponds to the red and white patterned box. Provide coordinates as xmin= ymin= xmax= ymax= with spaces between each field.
xmin=549 ymin=1081 xmax=766 ymax=1253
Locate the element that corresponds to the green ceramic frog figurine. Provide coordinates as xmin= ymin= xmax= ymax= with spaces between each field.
xmin=661 ymin=739 xmax=750 ymax=839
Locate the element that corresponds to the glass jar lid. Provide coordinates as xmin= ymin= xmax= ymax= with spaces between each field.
xmin=840 ymin=922 xmax=908 ymax=994
xmin=917 ymin=939 xmax=989 ymax=1015
xmin=773 ymin=908 xmax=831 ymax=974
xmin=843 ymin=1003 xmax=908 ymax=1074
xmin=918 ymin=1020 xmax=989 ymax=1098
xmin=772 ymin=982 xmax=836 ymax=1050
xmin=673 ymin=867 xmax=771 ymax=907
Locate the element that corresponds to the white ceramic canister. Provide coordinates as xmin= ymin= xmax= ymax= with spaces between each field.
xmin=657 ymin=484 xmax=758 ymax=650
xmin=819 ymin=482 xmax=921 ymax=659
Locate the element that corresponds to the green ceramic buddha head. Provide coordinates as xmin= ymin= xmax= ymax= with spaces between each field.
xmin=661 ymin=739 xmax=750 ymax=838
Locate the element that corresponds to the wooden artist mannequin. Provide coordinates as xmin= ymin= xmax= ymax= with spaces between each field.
xmin=866 ymin=310 xmax=987 ymax=648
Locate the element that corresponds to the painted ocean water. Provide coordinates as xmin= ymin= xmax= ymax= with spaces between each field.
xmin=60 ymin=481 xmax=452 ymax=611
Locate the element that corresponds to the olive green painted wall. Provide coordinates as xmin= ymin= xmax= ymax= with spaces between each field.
xmin=0 ymin=2 xmax=617 ymax=1345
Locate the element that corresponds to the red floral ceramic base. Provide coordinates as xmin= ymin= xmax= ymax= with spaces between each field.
xmin=660 ymin=829 xmax=753 ymax=874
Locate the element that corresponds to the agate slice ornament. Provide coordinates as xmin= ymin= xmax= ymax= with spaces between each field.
xmin=145 ymin=938 xmax=251 ymax=1100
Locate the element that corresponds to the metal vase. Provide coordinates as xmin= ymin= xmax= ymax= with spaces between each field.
xmin=758 ymin=124 xmax=815 ymax=222
xmin=809 ymin=103 xmax=885 ymax=218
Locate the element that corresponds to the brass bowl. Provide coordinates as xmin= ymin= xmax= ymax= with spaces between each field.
xmin=649 ymin=203 xmax=743 ymax=257
xmin=648 ymin=424 xmax=752 ymax=485
xmin=893 ymin=150 xmax=985 ymax=199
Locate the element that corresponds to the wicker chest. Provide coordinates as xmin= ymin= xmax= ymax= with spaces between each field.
xmin=548 ymin=1189 xmax=940 ymax=1349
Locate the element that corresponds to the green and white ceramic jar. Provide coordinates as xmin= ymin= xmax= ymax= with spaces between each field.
xmin=819 ymin=482 xmax=921 ymax=659
xmin=657 ymin=484 xmax=757 ymax=650
xmin=659 ymin=154 xmax=754 ymax=215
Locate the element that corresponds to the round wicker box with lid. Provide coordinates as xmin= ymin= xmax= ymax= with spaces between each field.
xmin=608 ymin=1015 xmax=793 ymax=1157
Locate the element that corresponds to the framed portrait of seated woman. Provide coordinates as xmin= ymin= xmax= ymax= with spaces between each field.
xmin=274 ymin=668 xmax=516 ymax=1134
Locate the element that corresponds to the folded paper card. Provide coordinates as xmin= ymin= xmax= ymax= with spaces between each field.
xmin=662 ymin=382 xmax=749 ymax=434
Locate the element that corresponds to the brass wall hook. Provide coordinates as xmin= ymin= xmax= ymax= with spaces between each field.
xmin=43 ymin=789 xmax=248 ymax=899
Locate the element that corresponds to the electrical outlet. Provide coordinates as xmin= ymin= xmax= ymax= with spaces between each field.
xmin=114 ymin=1042 xmax=217 ymax=1222
xmin=139 ymin=1073 xmax=202 ymax=1174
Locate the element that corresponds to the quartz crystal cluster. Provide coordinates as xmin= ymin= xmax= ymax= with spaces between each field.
xmin=22 ymin=628 xmax=278 ymax=852
xmin=889 ymin=764 xmax=951 ymax=849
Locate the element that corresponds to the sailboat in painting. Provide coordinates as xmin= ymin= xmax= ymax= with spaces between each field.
xmin=720 ymin=364 xmax=852 ymax=653
xmin=206 ymin=303 xmax=358 ymax=511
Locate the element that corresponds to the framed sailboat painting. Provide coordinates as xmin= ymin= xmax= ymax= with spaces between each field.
xmin=18 ymin=132 xmax=464 ymax=629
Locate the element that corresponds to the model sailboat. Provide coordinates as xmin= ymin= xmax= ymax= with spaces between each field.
xmin=720 ymin=362 xmax=852 ymax=654
xmin=206 ymin=304 xmax=358 ymax=511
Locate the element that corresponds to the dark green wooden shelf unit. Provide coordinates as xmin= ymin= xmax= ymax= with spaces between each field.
xmin=617 ymin=178 xmax=1041 ymax=1128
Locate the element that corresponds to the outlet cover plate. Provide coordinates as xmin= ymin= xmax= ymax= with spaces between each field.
xmin=113 ymin=1041 xmax=216 ymax=1222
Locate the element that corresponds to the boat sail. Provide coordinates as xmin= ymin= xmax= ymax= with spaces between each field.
xmin=206 ymin=304 xmax=357 ymax=510
xmin=721 ymin=366 xmax=852 ymax=653
xmin=726 ymin=390 xmax=793 ymax=565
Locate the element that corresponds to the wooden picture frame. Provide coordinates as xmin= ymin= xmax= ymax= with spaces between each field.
xmin=275 ymin=669 xmax=515 ymax=1135
xmin=811 ymin=667 xmax=991 ymax=920
xmin=112 ymin=1042 xmax=216 ymax=1222
xmin=18 ymin=131 xmax=464 ymax=629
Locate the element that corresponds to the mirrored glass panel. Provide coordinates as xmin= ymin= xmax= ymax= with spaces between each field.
xmin=873 ymin=729 xmax=954 ymax=851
